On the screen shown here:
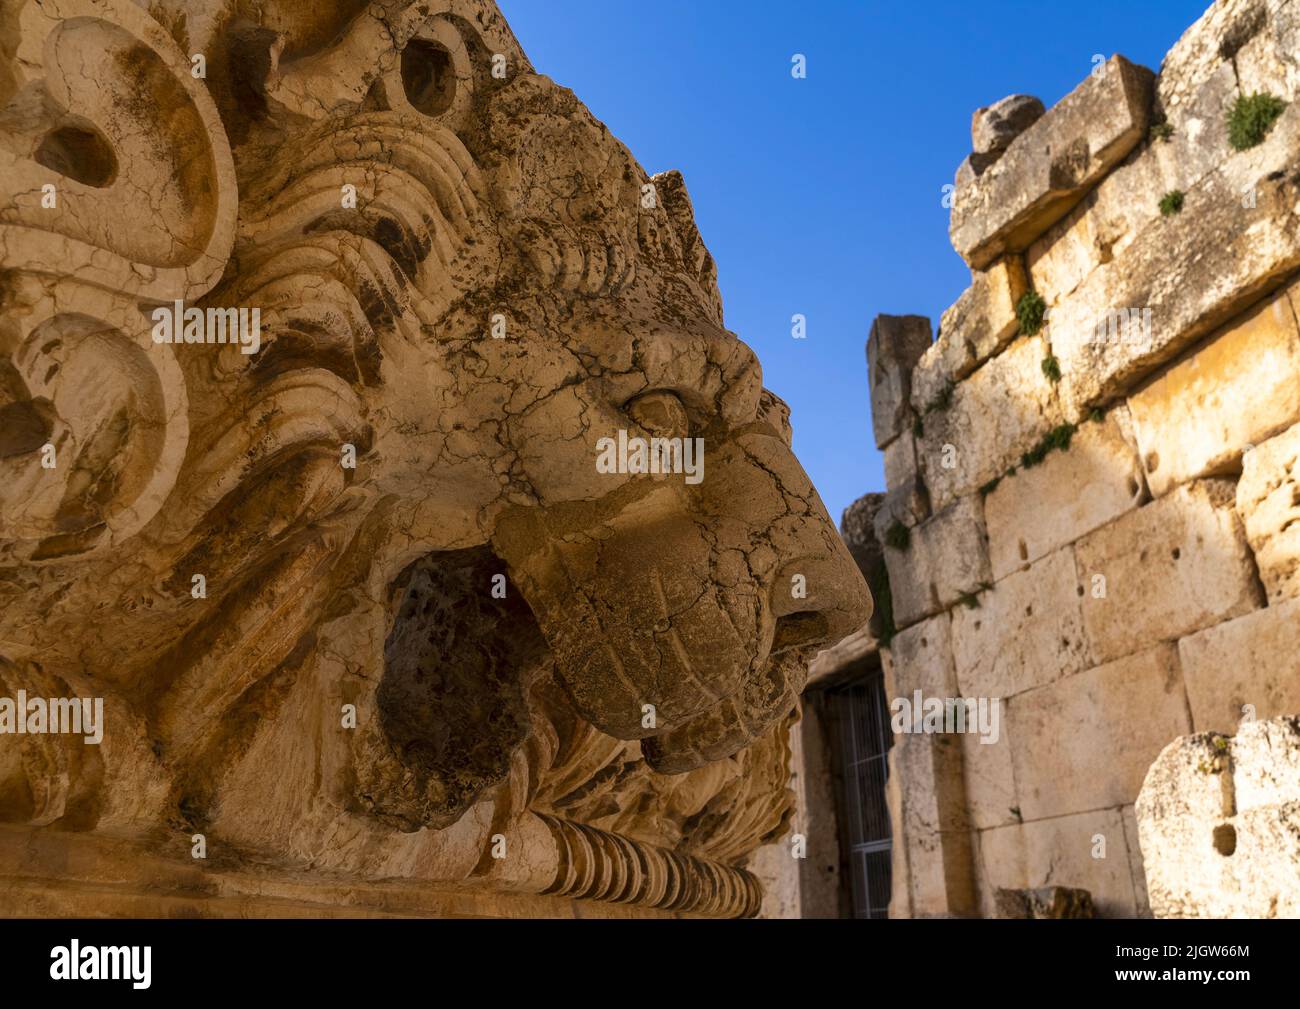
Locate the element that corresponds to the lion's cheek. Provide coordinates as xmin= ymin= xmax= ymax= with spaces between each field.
xmin=492 ymin=500 xmax=767 ymax=741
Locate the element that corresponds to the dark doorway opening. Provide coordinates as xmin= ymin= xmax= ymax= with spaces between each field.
xmin=823 ymin=667 xmax=893 ymax=918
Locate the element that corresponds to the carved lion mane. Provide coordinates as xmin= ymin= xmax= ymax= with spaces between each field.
xmin=0 ymin=0 xmax=868 ymax=915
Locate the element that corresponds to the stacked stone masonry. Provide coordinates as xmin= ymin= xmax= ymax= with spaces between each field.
xmin=864 ymin=0 xmax=1300 ymax=917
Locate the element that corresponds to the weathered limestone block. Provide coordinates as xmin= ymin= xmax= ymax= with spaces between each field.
xmin=1020 ymin=808 xmax=1140 ymax=917
xmin=952 ymin=547 xmax=1091 ymax=700
xmin=868 ymin=314 xmax=932 ymax=449
xmin=1008 ymin=645 xmax=1191 ymax=820
xmin=1121 ymin=805 xmax=1153 ymax=917
xmin=1237 ymin=0 xmax=1300 ymax=100
xmin=881 ymin=648 xmax=913 ymax=919
xmin=882 ymin=430 xmax=921 ymax=490
xmin=1025 ymin=153 xmax=1159 ymax=312
xmin=878 ymin=433 xmax=931 ymax=541
xmin=1051 ymin=101 xmax=1300 ymax=417
xmin=877 ymin=495 xmax=991 ymax=629
xmin=888 ymin=618 xmax=977 ymax=917
xmin=1178 ymin=595 xmax=1300 ymax=734
xmin=790 ymin=698 xmax=851 ymax=917
xmin=889 ymin=613 xmax=958 ymax=700
xmin=976 ymin=816 xmax=1141 ymax=921
xmin=875 ymin=478 xmax=931 ymax=534
xmin=1237 ymin=420 xmax=1300 ymax=603
xmin=888 ymin=619 xmax=967 ymax=836
xmin=973 ymin=256 xmax=1031 ymax=356
xmin=894 ymin=730 xmax=969 ymax=839
xmin=950 ymin=56 xmax=1155 ymax=269
xmin=917 ymin=335 xmax=1064 ymax=513
xmin=911 ymin=340 xmax=965 ymax=422
xmin=972 ymin=95 xmax=1046 ymax=158
xmin=958 ymin=95 xmax=1045 ymax=191
xmin=1074 ymin=480 xmax=1263 ymax=664
xmin=984 ymin=407 xmax=1146 ymax=580
xmin=1026 ymin=61 xmax=1235 ymax=309
xmin=961 ymin=724 xmax=1018 ymax=831
xmin=906 ymin=827 xmax=978 ymax=917
xmin=953 ymin=153 xmax=992 ymax=192
xmin=0 ymin=0 xmax=871 ymax=918
xmin=975 ymin=808 xmax=1140 ymax=918
xmin=1158 ymin=0 xmax=1251 ymax=107
xmin=912 ymin=256 xmax=1028 ymax=409
xmin=1136 ymin=716 xmax=1300 ymax=918
xmin=972 ymin=824 xmax=1027 ymax=917
xmin=1153 ymin=59 xmax=1240 ymax=199
xmin=1152 ymin=0 xmax=1286 ymax=201
xmin=886 ymin=765 xmax=912 ymax=918
xmin=994 ymin=885 xmax=1095 ymax=919
xmin=1160 ymin=0 xmax=1300 ymax=112
xmin=1128 ymin=278 xmax=1300 ymax=498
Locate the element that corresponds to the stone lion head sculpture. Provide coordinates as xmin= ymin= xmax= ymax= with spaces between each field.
xmin=0 ymin=0 xmax=869 ymax=882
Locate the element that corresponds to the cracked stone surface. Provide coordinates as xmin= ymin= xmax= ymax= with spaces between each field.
xmin=0 ymin=0 xmax=870 ymax=917
xmin=971 ymin=94 xmax=1045 ymax=158
xmin=868 ymin=0 xmax=1300 ymax=919
xmin=950 ymin=55 xmax=1154 ymax=270
xmin=1136 ymin=716 xmax=1300 ymax=918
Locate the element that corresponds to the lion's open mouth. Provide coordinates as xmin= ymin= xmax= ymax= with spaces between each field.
xmin=359 ymin=545 xmax=548 ymax=831
xmin=771 ymin=610 xmax=830 ymax=656
xmin=358 ymin=540 xmax=824 ymax=826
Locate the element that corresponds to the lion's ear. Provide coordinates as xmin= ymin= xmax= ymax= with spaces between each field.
xmin=652 ymin=170 xmax=725 ymax=327
xmin=265 ymin=2 xmax=528 ymax=134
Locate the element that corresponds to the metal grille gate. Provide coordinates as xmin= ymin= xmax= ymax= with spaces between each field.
xmin=826 ymin=669 xmax=893 ymax=918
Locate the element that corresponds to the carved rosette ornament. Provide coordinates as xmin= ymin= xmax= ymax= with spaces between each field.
xmin=0 ymin=0 xmax=870 ymax=918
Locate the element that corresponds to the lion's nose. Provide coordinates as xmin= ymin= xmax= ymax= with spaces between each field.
xmin=706 ymin=423 xmax=873 ymax=656
xmin=771 ymin=548 xmax=872 ymax=655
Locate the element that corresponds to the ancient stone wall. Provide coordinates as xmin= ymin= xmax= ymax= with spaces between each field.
xmin=863 ymin=0 xmax=1300 ymax=917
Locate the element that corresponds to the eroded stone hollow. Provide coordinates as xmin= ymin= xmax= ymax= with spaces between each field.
xmin=401 ymin=39 xmax=457 ymax=117
xmin=34 ymin=124 xmax=118 ymax=187
xmin=369 ymin=548 xmax=545 ymax=831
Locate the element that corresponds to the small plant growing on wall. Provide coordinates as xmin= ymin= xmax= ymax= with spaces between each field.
xmin=1159 ymin=189 xmax=1184 ymax=216
xmin=1149 ymin=120 xmax=1174 ymax=143
xmin=1021 ymin=422 xmax=1077 ymax=469
xmin=924 ymin=380 xmax=954 ymax=415
xmin=1016 ymin=290 xmax=1046 ymax=336
xmin=868 ymin=566 xmax=897 ymax=647
xmin=1041 ymin=354 xmax=1062 ymax=383
xmin=1227 ymin=92 xmax=1286 ymax=150
xmin=883 ymin=520 xmax=911 ymax=551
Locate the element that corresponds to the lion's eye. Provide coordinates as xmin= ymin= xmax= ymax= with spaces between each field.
xmin=401 ymin=38 xmax=457 ymax=117
xmin=625 ymin=390 xmax=690 ymax=439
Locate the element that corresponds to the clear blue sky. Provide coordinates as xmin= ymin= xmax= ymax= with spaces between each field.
xmin=498 ymin=0 xmax=1209 ymax=525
